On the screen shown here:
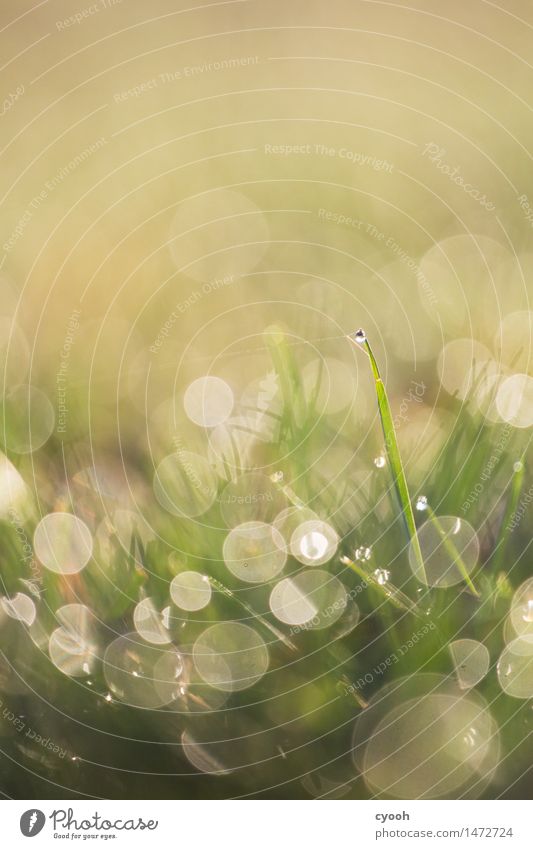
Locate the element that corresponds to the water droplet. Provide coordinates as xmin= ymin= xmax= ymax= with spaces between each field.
xmin=416 ymin=495 xmax=428 ymax=512
xmin=373 ymin=568 xmax=390 ymax=586
xmin=300 ymin=531 xmax=328 ymax=561
xmin=290 ymin=520 xmax=338 ymax=566
xmin=355 ymin=546 xmax=372 ymax=562
xmin=513 ymin=461 xmax=523 ymax=473
xmin=350 ymin=328 xmax=367 ymax=344
xmin=374 ymin=455 xmax=386 ymax=469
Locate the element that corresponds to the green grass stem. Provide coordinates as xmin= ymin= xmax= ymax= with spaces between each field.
xmin=348 ymin=330 xmax=427 ymax=586
xmin=425 ymin=505 xmax=480 ymax=596
xmin=208 ymin=575 xmax=297 ymax=652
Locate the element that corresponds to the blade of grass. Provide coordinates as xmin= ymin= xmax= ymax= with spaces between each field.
xmin=347 ymin=330 xmax=427 ymax=585
xmin=270 ymin=471 xmax=306 ymax=509
xmin=491 ymin=458 xmax=525 ymax=574
xmin=340 ymin=555 xmax=424 ymax=616
xmin=208 ymin=575 xmax=297 ymax=652
xmin=265 ymin=325 xmax=305 ymax=439
xmin=424 ymin=505 xmax=480 ymax=596
xmin=337 ymin=673 xmax=369 ymax=708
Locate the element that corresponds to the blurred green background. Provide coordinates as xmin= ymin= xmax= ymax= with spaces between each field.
xmin=0 ymin=0 xmax=532 ymax=800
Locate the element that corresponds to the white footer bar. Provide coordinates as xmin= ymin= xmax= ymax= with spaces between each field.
xmin=3 ymin=799 xmax=531 ymax=847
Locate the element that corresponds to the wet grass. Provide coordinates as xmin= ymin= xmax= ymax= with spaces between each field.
xmin=347 ymin=328 xmax=427 ymax=586
xmin=0 ymin=325 xmax=531 ymax=799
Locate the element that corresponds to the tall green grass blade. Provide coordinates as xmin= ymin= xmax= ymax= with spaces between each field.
xmin=348 ymin=330 xmax=427 ymax=585
xmin=425 ymin=505 xmax=480 ymax=596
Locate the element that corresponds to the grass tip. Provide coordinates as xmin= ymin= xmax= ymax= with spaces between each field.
xmin=348 ymin=328 xmax=367 ymax=345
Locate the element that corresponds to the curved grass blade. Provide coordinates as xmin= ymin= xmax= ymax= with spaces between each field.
xmin=347 ymin=329 xmax=427 ymax=586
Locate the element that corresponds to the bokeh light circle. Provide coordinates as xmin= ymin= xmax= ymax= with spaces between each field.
xmin=219 ymin=471 xmax=285 ymax=526
xmin=496 ymin=374 xmax=533 ymax=428
xmin=184 ymin=376 xmax=234 ymax=428
xmin=34 ymin=512 xmax=93 ymax=574
xmin=153 ymin=452 xmax=218 ymax=518
xmin=497 ymin=637 xmax=533 ymax=699
xmin=223 ymin=521 xmax=286 ymax=583
xmin=1 ymin=593 xmax=36 ymax=627
xmin=170 ymin=571 xmax=212 ymax=612
xmin=437 ymin=340 xmax=494 ymax=401
xmin=353 ymin=675 xmax=500 ymax=800
xmin=449 ymin=639 xmax=490 ymax=690
xmin=103 ymin=633 xmax=173 ymax=708
xmin=193 ymin=622 xmax=269 ymax=692
xmin=362 ymin=692 xmax=498 ymax=798
xmin=290 ymin=520 xmax=339 ymax=566
xmin=0 ymin=384 xmax=55 ymax=454
xmin=269 ymin=570 xmax=347 ymax=630
xmin=133 ymin=598 xmax=171 ymax=645
xmin=409 ymin=516 xmax=479 ymax=587
xmin=509 ymin=578 xmax=533 ymax=638
xmin=49 ymin=604 xmax=99 ymax=678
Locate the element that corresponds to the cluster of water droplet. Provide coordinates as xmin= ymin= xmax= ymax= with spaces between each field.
xmin=1 ymin=330 xmax=528 ymax=796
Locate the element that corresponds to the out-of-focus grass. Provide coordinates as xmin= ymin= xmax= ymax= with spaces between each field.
xmin=0 ymin=324 xmax=530 ymax=800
